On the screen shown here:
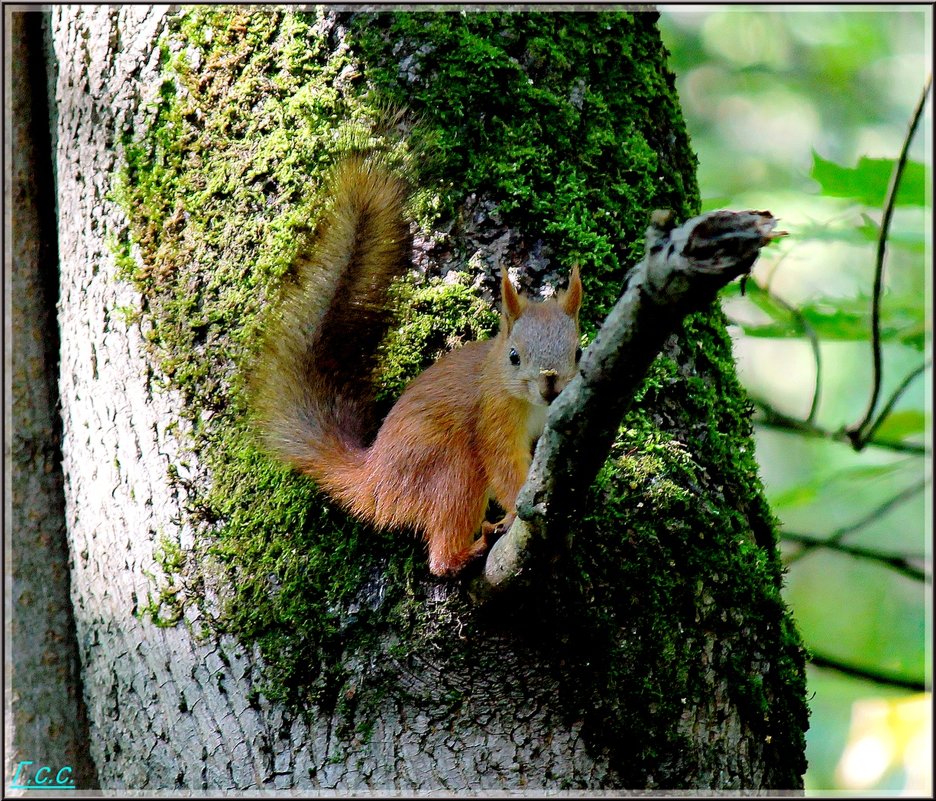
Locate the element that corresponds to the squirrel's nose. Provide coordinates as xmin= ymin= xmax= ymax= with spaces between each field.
xmin=539 ymin=370 xmax=560 ymax=403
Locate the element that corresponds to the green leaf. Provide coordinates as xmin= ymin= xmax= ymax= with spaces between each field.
xmin=792 ymin=216 xmax=926 ymax=253
xmin=771 ymin=461 xmax=908 ymax=511
xmin=772 ymin=483 xmax=818 ymax=510
xmin=810 ymin=152 xmax=925 ymax=208
xmin=729 ymin=291 xmax=925 ymax=351
xmin=872 ymin=410 xmax=927 ymax=441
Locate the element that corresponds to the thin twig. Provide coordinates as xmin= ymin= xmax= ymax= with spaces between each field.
xmin=863 ymin=359 xmax=932 ymax=444
xmin=810 ymin=652 xmax=927 ymax=693
xmin=753 ymin=398 xmax=929 ymax=456
xmin=783 ymin=478 xmax=927 ymax=566
xmin=781 ymin=531 xmax=929 ymax=582
xmin=747 ymin=282 xmax=823 ymax=425
xmin=848 ymin=74 xmax=932 ymax=447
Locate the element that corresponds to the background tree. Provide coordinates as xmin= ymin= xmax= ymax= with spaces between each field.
xmin=659 ymin=8 xmax=931 ymax=793
xmin=11 ymin=6 xmax=808 ymax=791
xmin=7 ymin=9 xmax=97 ymax=786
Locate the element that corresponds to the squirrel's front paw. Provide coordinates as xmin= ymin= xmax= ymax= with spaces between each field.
xmin=482 ymin=513 xmax=516 ymax=542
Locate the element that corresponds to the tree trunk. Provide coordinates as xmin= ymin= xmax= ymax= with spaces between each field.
xmin=41 ymin=6 xmax=808 ymax=791
xmin=7 ymin=9 xmax=97 ymax=788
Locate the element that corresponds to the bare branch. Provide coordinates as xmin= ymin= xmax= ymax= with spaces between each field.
xmin=810 ymin=652 xmax=927 ymax=693
xmin=863 ymin=359 xmax=932 ymax=445
xmin=470 ymin=209 xmax=785 ymax=602
xmin=848 ymin=74 xmax=932 ymax=447
xmin=781 ymin=531 xmax=929 ymax=583
xmin=783 ymin=478 xmax=927 ymax=567
xmin=752 ymin=398 xmax=929 ymax=456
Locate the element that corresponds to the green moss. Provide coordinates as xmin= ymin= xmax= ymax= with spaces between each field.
xmin=552 ymin=306 xmax=807 ymax=782
xmin=138 ymin=535 xmax=188 ymax=628
xmin=107 ymin=7 xmax=419 ymax=709
xmin=108 ymin=8 xmax=805 ymax=777
xmin=351 ymin=11 xmax=698 ymax=331
xmin=376 ymin=274 xmax=499 ymax=401
xmin=562 ymin=393 xmax=806 ymax=782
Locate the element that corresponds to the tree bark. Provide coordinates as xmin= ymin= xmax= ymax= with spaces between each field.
xmin=40 ymin=6 xmax=808 ymax=791
xmin=6 ymin=9 xmax=97 ymax=789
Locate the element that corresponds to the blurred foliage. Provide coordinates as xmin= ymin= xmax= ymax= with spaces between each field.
xmin=659 ymin=7 xmax=931 ymax=793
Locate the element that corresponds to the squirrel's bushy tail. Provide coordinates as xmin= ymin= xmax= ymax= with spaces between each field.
xmin=251 ymin=155 xmax=412 ymax=494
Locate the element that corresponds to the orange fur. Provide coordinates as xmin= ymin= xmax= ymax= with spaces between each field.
xmin=253 ymin=157 xmax=584 ymax=577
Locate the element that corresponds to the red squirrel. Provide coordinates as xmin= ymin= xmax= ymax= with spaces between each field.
xmin=252 ymin=155 xmax=583 ymax=577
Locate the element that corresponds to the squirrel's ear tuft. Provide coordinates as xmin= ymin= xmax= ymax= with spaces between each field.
xmin=561 ymin=263 xmax=583 ymax=318
xmin=501 ymin=267 xmax=525 ymax=329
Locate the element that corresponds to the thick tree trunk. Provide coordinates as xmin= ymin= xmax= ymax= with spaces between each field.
xmin=48 ymin=7 xmax=276 ymax=790
xmin=40 ymin=6 xmax=808 ymax=791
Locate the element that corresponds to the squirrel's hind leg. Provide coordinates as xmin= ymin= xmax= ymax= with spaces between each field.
xmin=427 ymin=531 xmax=494 ymax=578
xmin=424 ymin=485 xmax=492 ymax=579
xmin=482 ymin=512 xmax=515 ymax=538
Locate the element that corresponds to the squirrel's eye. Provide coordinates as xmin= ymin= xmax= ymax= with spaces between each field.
xmin=575 ymin=347 xmax=583 ymax=363
xmin=509 ymin=348 xmax=520 ymax=366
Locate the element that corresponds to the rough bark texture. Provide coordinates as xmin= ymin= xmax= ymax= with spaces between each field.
xmin=6 ymin=9 xmax=97 ymax=788
xmin=43 ymin=6 xmax=808 ymax=792
xmin=48 ymin=7 xmax=272 ymax=790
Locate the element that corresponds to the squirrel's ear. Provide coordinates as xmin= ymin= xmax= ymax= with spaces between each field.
xmin=561 ymin=263 xmax=583 ymax=318
xmin=501 ymin=267 xmax=525 ymax=329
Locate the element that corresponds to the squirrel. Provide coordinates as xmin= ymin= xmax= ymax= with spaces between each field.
xmin=251 ymin=155 xmax=583 ymax=577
